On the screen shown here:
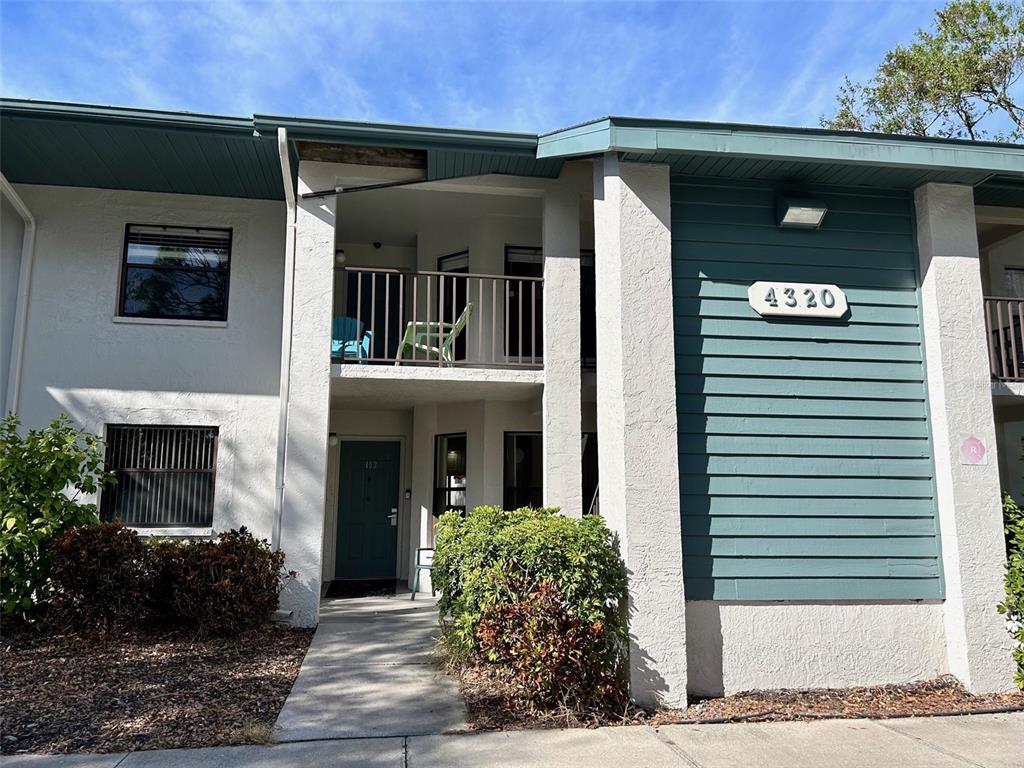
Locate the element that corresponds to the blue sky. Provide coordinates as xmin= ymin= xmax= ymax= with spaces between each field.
xmin=1 ymin=1 xmax=946 ymax=133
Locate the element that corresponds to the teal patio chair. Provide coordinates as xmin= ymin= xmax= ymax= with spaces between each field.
xmin=331 ymin=317 xmax=371 ymax=363
xmin=394 ymin=303 xmax=474 ymax=366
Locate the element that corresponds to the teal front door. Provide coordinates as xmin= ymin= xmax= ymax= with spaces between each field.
xmin=336 ymin=440 xmax=401 ymax=580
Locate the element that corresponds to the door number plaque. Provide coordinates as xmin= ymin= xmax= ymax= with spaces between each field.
xmin=747 ymin=281 xmax=848 ymax=319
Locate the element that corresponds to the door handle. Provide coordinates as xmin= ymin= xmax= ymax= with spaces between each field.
xmin=387 ymin=508 xmax=398 ymax=526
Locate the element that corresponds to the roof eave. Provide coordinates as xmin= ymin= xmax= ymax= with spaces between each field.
xmin=537 ymin=117 xmax=1024 ymax=178
xmin=254 ymin=114 xmax=540 ymax=156
xmin=0 ymin=98 xmax=257 ymax=136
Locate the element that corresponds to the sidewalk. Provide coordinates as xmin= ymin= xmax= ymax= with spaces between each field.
xmin=5 ymin=712 xmax=1022 ymax=768
xmin=272 ymin=592 xmax=467 ymax=740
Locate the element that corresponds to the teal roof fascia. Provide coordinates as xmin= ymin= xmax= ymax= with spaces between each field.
xmin=254 ymin=114 xmax=540 ymax=156
xmin=538 ymin=116 xmax=1024 ymax=177
xmin=0 ymin=98 xmax=257 ymax=136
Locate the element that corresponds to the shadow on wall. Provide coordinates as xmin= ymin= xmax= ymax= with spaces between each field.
xmin=37 ymin=387 xmax=278 ymax=542
xmin=684 ymin=602 xmax=725 ymax=697
xmin=613 ymin=531 xmax=676 ymax=706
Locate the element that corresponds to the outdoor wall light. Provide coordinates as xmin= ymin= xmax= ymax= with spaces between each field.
xmin=776 ymin=196 xmax=828 ymax=229
xmin=335 ymin=248 xmax=346 ymax=265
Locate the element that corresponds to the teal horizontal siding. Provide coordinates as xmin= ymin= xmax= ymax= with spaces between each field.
xmin=675 ymin=279 xmax=920 ymax=306
xmin=673 ymin=176 xmax=942 ymax=602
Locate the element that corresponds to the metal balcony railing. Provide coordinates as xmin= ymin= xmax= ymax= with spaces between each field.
xmin=985 ymin=296 xmax=1024 ymax=380
xmin=334 ymin=267 xmax=543 ymax=368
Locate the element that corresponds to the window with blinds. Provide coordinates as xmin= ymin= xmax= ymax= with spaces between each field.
xmin=101 ymin=425 xmax=219 ymax=527
xmin=119 ymin=224 xmax=231 ymax=321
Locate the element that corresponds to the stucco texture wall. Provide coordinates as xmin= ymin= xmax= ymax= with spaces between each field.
xmin=686 ymin=601 xmax=947 ymax=696
xmin=12 ymin=183 xmax=286 ymax=539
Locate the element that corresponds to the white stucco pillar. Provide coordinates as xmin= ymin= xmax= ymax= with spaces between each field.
xmin=593 ymin=154 xmax=687 ymax=707
xmin=915 ymin=182 xmax=1015 ymax=692
xmin=542 ymin=177 xmax=583 ymax=516
xmin=277 ymin=162 xmax=335 ymax=627
xmin=410 ymin=403 xmax=438 ymax=591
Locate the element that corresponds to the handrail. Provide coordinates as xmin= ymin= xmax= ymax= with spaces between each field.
xmin=984 ymin=296 xmax=1024 ymax=381
xmin=343 ymin=265 xmax=543 ymax=283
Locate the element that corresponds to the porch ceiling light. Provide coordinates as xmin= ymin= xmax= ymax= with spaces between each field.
xmin=776 ymin=196 xmax=828 ymax=229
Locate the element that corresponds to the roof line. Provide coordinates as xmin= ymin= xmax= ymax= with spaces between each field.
xmin=0 ymin=98 xmax=256 ymax=134
xmin=537 ymin=116 xmax=1024 ymax=176
xmin=253 ymin=114 xmax=539 ymax=154
xmin=541 ymin=114 xmax=1023 ymax=151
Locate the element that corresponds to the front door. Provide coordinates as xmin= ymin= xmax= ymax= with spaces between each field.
xmin=336 ymin=440 xmax=401 ymax=580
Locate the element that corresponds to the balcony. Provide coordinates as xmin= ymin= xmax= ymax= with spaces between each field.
xmin=332 ymin=267 xmax=543 ymax=369
xmin=985 ymin=296 xmax=1024 ymax=380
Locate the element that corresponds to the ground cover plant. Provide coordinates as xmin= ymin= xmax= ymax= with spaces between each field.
xmin=432 ymin=505 xmax=629 ymax=721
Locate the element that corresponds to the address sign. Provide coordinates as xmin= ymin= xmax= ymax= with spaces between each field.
xmin=747 ymin=281 xmax=848 ymax=319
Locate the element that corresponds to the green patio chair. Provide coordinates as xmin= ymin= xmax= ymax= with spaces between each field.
xmin=394 ymin=302 xmax=475 ymax=366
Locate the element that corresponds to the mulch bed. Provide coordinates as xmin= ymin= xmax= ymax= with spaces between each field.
xmin=1 ymin=626 xmax=313 ymax=754
xmin=453 ymin=666 xmax=1024 ymax=731
xmin=651 ymin=676 xmax=1024 ymax=725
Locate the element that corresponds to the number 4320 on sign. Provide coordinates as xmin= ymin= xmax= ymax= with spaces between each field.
xmin=747 ymin=281 xmax=848 ymax=319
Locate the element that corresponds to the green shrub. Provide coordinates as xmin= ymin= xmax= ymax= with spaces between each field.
xmin=432 ymin=505 xmax=628 ymax=712
xmin=476 ymin=579 xmax=627 ymax=711
xmin=0 ymin=413 xmax=111 ymax=622
xmin=159 ymin=528 xmax=291 ymax=635
xmin=49 ymin=522 xmax=154 ymax=636
xmin=997 ymin=493 xmax=1024 ymax=690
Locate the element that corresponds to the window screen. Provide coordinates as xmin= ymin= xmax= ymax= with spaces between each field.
xmin=119 ymin=225 xmax=231 ymax=321
xmin=101 ymin=425 xmax=218 ymax=527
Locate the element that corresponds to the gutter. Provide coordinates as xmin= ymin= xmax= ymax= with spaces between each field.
xmin=2 ymin=173 xmax=37 ymax=416
xmin=271 ymin=127 xmax=297 ymax=551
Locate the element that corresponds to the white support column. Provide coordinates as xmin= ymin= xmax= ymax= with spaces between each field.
xmin=410 ymin=403 xmax=438 ymax=591
xmin=277 ymin=162 xmax=335 ymax=627
xmin=593 ymin=153 xmax=687 ymax=707
xmin=915 ymin=182 xmax=1015 ymax=692
xmin=542 ymin=176 xmax=583 ymax=517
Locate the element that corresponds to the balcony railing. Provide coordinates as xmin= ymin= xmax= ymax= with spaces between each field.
xmin=985 ymin=296 xmax=1024 ymax=380
xmin=334 ymin=267 xmax=543 ymax=368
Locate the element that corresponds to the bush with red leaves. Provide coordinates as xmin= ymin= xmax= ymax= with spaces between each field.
xmin=476 ymin=579 xmax=627 ymax=713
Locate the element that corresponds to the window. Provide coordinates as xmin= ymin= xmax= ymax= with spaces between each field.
xmin=101 ymin=425 xmax=218 ymax=527
xmin=1005 ymin=267 xmax=1024 ymax=298
xmin=119 ymin=224 xmax=231 ymax=321
xmin=504 ymin=432 xmax=543 ymax=509
xmin=434 ymin=433 xmax=467 ymax=517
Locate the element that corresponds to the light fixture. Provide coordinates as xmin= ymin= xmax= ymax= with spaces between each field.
xmin=776 ymin=196 xmax=828 ymax=229
xmin=328 ymin=434 xmax=339 ymax=447
xmin=335 ymin=248 xmax=346 ymax=265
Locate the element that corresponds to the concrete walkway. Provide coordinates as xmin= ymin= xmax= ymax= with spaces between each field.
xmin=272 ymin=592 xmax=467 ymax=740
xmin=6 ymin=712 xmax=1022 ymax=767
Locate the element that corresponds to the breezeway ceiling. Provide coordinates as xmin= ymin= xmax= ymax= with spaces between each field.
xmin=335 ymin=186 xmax=542 ymax=248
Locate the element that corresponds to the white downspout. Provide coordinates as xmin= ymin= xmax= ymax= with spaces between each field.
xmin=2 ymin=173 xmax=37 ymax=416
xmin=272 ymin=128 xmax=297 ymax=550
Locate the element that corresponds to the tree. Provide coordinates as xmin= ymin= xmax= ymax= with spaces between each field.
xmin=822 ymin=0 xmax=1023 ymax=142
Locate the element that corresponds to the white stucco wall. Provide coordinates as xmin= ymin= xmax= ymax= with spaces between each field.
xmin=686 ymin=602 xmax=948 ymax=696
xmin=981 ymin=230 xmax=1024 ymax=295
xmin=12 ymin=184 xmax=285 ymax=542
xmin=1 ymin=194 xmax=25 ymax=413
